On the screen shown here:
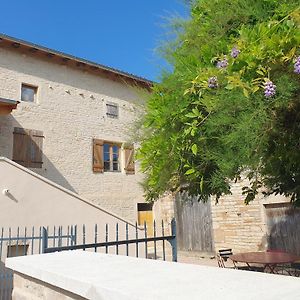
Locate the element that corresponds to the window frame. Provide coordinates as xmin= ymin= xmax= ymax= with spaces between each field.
xmin=21 ymin=83 xmax=38 ymax=103
xmin=103 ymin=142 xmax=121 ymax=172
xmin=106 ymin=102 xmax=119 ymax=119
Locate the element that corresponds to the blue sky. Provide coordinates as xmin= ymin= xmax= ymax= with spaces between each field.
xmin=0 ymin=1 xmax=189 ymax=81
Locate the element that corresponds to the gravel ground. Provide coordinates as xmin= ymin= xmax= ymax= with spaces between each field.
xmin=177 ymin=251 xmax=235 ymax=268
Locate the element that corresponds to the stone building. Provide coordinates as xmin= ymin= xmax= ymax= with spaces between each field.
xmin=0 ymin=33 xmax=154 ymax=224
xmin=1 ymin=34 xmax=296 ymax=254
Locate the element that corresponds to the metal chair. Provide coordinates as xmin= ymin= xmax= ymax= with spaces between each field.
xmin=217 ymin=249 xmax=233 ymax=268
xmin=267 ymin=249 xmax=293 ymax=275
xmin=291 ymin=261 xmax=300 ymax=277
xmin=217 ymin=249 xmax=262 ymax=271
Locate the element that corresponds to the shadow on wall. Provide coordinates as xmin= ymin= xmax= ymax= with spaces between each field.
xmin=0 ymin=114 xmax=77 ymax=193
xmin=263 ymin=204 xmax=300 ymax=255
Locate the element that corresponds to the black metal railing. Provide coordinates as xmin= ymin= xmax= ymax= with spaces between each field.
xmin=42 ymin=219 xmax=177 ymax=262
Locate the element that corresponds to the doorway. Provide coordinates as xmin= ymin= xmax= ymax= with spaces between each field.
xmin=137 ymin=203 xmax=154 ymax=236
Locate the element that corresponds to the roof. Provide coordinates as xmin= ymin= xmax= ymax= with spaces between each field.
xmin=0 ymin=97 xmax=19 ymax=114
xmin=0 ymin=97 xmax=19 ymax=106
xmin=0 ymin=33 xmax=153 ymax=90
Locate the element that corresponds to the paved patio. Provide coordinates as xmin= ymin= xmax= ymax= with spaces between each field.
xmin=178 ymin=251 xmax=237 ymax=268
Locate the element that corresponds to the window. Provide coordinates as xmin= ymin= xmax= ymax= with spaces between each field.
xmin=93 ymin=139 xmax=135 ymax=174
xmin=21 ymin=84 xmax=37 ymax=102
xmin=7 ymin=244 xmax=29 ymax=258
xmin=13 ymin=127 xmax=44 ymax=168
xmin=104 ymin=143 xmax=120 ymax=171
xmin=106 ymin=102 xmax=118 ymax=118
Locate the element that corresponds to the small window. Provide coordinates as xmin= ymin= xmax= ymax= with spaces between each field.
xmin=13 ymin=127 xmax=44 ymax=168
xmin=106 ymin=102 xmax=119 ymax=118
xmin=21 ymin=84 xmax=37 ymax=102
xmin=103 ymin=142 xmax=120 ymax=172
xmin=7 ymin=244 xmax=29 ymax=258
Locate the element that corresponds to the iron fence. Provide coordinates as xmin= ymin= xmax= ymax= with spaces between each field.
xmin=0 ymin=225 xmax=76 ymax=300
xmin=0 ymin=219 xmax=177 ymax=300
xmin=42 ymin=219 xmax=177 ymax=262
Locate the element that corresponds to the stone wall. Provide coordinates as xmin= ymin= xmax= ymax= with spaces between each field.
xmin=153 ymin=193 xmax=175 ymax=235
xmin=12 ymin=272 xmax=84 ymax=300
xmin=211 ymin=178 xmax=290 ymax=253
xmin=0 ymin=46 xmax=147 ymax=222
xmin=8 ymin=251 xmax=300 ymax=300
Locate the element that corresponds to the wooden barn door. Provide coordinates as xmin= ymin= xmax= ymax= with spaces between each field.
xmin=265 ymin=203 xmax=300 ymax=256
xmin=175 ymin=192 xmax=214 ymax=253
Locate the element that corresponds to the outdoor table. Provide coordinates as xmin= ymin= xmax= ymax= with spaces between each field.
xmin=229 ymin=252 xmax=300 ymax=274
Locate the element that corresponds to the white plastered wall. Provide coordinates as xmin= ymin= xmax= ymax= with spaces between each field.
xmin=0 ymin=158 xmax=145 ymax=258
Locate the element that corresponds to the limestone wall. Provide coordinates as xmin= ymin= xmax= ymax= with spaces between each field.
xmin=153 ymin=193 xmax=175 ymax=234
xmin=211 ymin=178 xmax=290 ymax=253
xmin=12 ymin=272 xmax=84 ymax=300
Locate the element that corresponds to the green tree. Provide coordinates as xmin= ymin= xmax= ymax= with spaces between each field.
xmin=138 ymin=0 xmax=300 ymax=204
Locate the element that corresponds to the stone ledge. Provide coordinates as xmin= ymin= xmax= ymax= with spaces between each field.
xmin=6 ymin=251 xmax=300 ymax=300
xmin=13 ymin=273 xmax=85 ymax=300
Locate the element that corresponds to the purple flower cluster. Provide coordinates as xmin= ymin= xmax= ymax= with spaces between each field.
xmin=216 ymin=57 xmax=228 ymax=69
xmin=294 ymin=56 xmax=300 ymax=74
xmin=208 ymin=76 xmax=218 ymax=88
xmin=231 ymin=47 xmax=240 ymax=58
xmin=264 ymin=81 xmax=276 ymax=98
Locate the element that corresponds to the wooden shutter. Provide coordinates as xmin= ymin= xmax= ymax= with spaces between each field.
xmin=93 ymin=139 xmax=104 ymax=173
xmin=29 ymin=129 xmax=44 ymax=168
xmin=13 ymin=128 xmax=29 ymax=167
xmin=124 ymin=144 xmax=135 ymax=175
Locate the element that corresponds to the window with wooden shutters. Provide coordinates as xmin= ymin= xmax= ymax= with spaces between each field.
xmin=93 ymin=139 xmax=122 ymax=173
xmin=124 ymin=144 xmax=135 ymax=175
xmin=13 ymin=127 xmax=44 ymax=168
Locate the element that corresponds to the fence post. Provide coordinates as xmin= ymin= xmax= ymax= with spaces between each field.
xmin=41 ymin=227 xmax=48 ymax=254
xmin=170 ymin=218 xmax=177 ymax=262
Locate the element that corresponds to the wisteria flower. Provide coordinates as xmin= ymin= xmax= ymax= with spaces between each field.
xmin=231 ymin=47 xmax=240 ymax=58
xmin=294 ymin=56 xmax=300 ymax=74
xmin=208 ymin=76 xmax=218 ymax=88
xmin=216 ymin=56 xmax=228 ymax=69
xmin=264 ymin=80 xmax=276 ymax=98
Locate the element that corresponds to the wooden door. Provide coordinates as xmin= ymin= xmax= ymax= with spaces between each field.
xmin=137 ymin=203 xmax=154 ymax=237
xmin=175 ymin=192 xmax=214 ymax=253
xmin=265 ymin=203 xmax=300 ymax=256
